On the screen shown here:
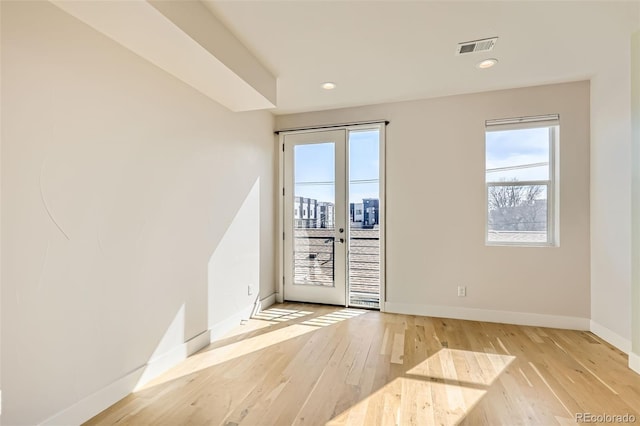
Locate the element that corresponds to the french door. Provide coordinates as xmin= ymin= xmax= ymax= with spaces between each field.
xmin=281 ymin=125 xmax=384 ymax=308
xmin=283 ymin=130 xmax=347 ymax=305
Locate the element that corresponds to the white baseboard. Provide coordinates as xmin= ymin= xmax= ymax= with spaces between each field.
xmin=384 ymin=302 xmax=590 ymax=330
xmin=589 ymin=320 xmax=632 ymax=353
xmin=260 ymin=293 xmax=276 ymax=310
xmin=210 ymin=295 xmax=276 ymax=341
xmin=133 ymin=329 xmax=211 ymax=391
xmin=40 ymin=365 xmax=145 ymax=426
xmin=630 ymin=352 xmax=640 ymax=374
xmin=209 ymin=303 xmax=255 ymax=341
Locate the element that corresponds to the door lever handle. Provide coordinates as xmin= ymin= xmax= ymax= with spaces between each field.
xmin=336 ymin=238 xmax=345 ymax=244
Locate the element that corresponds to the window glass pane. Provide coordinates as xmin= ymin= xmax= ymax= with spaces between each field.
xmin=487 ymin=184 xmax=547 ymax=243
xmin=486 ymin=127 xmax=550 ymax=183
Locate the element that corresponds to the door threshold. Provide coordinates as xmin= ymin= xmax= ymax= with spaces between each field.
xmin=282 ymin=300 xmax=380 ymax=311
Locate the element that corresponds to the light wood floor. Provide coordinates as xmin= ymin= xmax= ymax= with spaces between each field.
xmin=86 ymin=303 xmax=640 ymax=425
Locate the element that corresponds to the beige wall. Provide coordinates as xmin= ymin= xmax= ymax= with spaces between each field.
xmin=632 ymin=29 xmax=640 ymax=369
xmin=590 ymin=23 xmax=635 ymax=350
xmin=277 ymin=81 xmax=591 ymax=325
xmin=1 ymin=1 xmax=275 ymax=424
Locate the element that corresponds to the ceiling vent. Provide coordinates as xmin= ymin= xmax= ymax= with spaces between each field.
xmin=456 ymin=37 xmax=498 ymax=55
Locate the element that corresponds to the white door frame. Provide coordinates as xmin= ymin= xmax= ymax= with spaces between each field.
xmin=277 ymin=123 xmax=386 ymax=311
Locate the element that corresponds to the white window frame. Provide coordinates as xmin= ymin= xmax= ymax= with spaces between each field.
xmin=485 ymin=115 xmax=559 ymax=247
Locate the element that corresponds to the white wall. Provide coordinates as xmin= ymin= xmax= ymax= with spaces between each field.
xmin=277 ymin=81 xmax=591 ymax=328
xmin=590 ymin=9 xmax=639 ymax=351
xmin=631 ymin=29 xmax=640 ymax=373
xmin=1 ymin=1 xmax=275 ymax=424
xmin=0 ymin=0 xmax=3 ymax=415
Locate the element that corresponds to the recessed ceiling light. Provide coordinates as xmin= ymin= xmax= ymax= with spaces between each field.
xmin=476 ymin=58 xmax=498 ymax=69
xmin=321 ymin=82 xmax=336 ymax=90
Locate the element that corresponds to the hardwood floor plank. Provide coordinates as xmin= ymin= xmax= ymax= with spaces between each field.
xmin=390 ymin=332 xmax=405 ymax=365
xmin=85 ymin=304 xmax=640 ymax=426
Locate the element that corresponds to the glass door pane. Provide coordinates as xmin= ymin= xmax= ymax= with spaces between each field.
xmin=348 ymin=129 xmax=381 ymax=308
xmin=293 ymin=142 xmax=336 ymax=287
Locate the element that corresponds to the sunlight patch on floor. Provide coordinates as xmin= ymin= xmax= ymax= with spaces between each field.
xmin=300 ymin=308 xmax=366 ymax=327
xmin=217 ymin=308 xmax=314 ymax=340
xmin=253 ymin=308 xmax=314 ymax=322
xmin=329 ymin=348 xmax=514 ymax=425
xmin=136 ymin=322 xmax=319 ymax=392
xmin=407 ymin=348 xmax=515 ymax=386
xmin=135 ymin=308 xmax=364 ymax=393
xmin=328 ymin=376 xmax=487 ymax=426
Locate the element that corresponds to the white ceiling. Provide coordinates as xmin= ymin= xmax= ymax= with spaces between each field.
xmin=203 ymin=1 xmax=640 ymax=115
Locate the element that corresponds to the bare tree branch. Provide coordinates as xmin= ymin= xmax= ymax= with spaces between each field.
xmin=488 ymin=179 xmax=546 ymax=231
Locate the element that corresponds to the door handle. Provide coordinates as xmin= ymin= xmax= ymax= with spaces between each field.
xmin=325 ymin=238 xmax=344 ymax=244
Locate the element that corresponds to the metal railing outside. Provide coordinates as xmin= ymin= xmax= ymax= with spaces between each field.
xmin=293 ymin=228 xmax=380 ymax=308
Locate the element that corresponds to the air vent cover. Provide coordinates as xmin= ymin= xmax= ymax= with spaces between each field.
xmin=456 ymin=37 xmax=498 ymax=55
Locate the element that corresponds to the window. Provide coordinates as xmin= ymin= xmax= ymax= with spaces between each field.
xmin=485 ymin=115 xmax=559 ymax=246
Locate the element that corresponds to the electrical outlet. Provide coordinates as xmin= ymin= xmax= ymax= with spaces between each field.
xmin=457 ymin=285 xmax=466 ymax=297
xmin=248 ymin=285 xmax=254 ymax=296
